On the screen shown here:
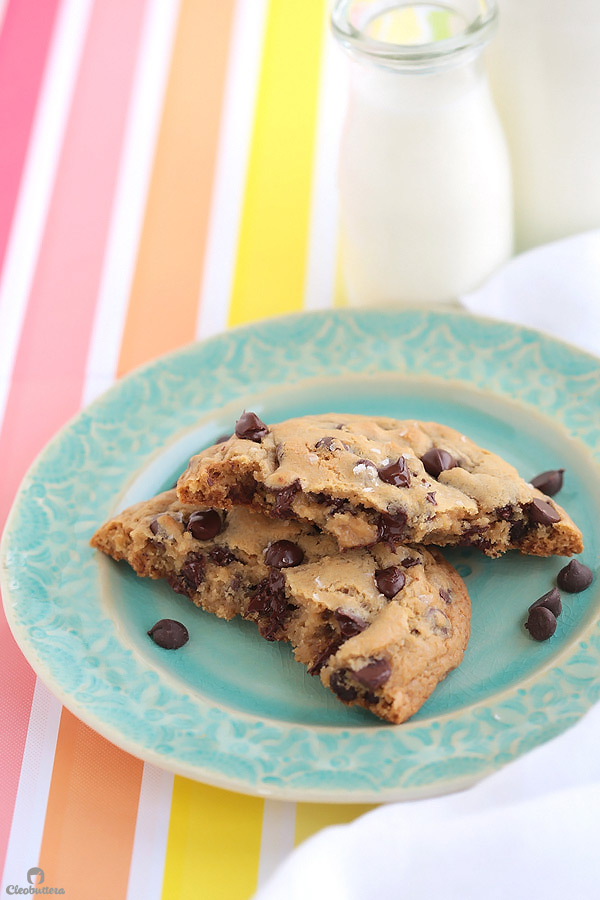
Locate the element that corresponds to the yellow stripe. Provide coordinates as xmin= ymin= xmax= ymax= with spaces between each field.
xmin=294 ymin=802 xmax=377 ymax=847
xmin=227 ymin=0 xmax=327 ymax=326
xmin=161 ymin=780 xmax=264 ymax=900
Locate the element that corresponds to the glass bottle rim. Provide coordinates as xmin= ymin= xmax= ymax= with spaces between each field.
xmin=331 ymin=0 xmax=498 ymax=70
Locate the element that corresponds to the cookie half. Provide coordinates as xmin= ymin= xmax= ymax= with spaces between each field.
xmin=177 ymin=413 xmax=583 ymax=558
xmin=91 ymin=490 xmax=470 ymax=724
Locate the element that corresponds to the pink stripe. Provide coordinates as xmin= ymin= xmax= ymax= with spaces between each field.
xmin=0 ymin=0 xmax=61 ymax=272
xmin=0 ymin=0 xmax=149 ymax=869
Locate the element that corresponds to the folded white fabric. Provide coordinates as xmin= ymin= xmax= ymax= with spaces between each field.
xmin=254 ymin=703 xmax=600 ymax=900
xmin=461 ymin=229 xmax=600 ymax=358
xmin=254 ymin=233 xmax=600 ymax=900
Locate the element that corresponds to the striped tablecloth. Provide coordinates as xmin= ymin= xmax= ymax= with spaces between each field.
xmin=0 ymin=1 xmax=376 ymax=897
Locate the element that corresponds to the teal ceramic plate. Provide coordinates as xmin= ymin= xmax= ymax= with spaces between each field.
xmin=2 ymin=309 xmax=600 ymax=802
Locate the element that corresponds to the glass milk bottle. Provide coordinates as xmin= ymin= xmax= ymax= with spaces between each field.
xmin=331 ymin=0 xmax=513 ymax=307
xmin=488 ymin=0 xmax=600 ymax=251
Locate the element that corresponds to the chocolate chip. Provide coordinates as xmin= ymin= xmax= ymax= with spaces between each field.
xmin=329 ymin=670 xmax=358 ymax=702
xmin=525 ymin=606 xmax=557 ymax=641
xmin=426 ymin=492 xmax=437 ymax=505
xmin=264 ymin=540 xmax=304 ymax=568
xmin=426 ymin=607 xmax=451 ymax=636
xmin=377 ymin=457 xmax=411 ymax=487
xmin=531 ymin=468 xmax=565 ymax=496
xmin=187 ymin=509 xmax=222 ymax=540
xmin=557 ymin=559 xmax=593 ymax=593
xmin=421 ymin=448 xmax=457 ymax=478
xmin=334 ymin=609 xmax=368 ymax=637
xmin=271 ymin=479 xmax=302 ymax=518
xmin=246 ymin=569 xmax=290 ymax=640
xmin=235 ymin=411 xmax=268 ymax=442
xmin=180 ymin=553 xmax=206 ymax=590
xmin=528 ymin=498 xmax=561 ymax=526
xmin=308 ymin=637 xmax=344 ymax=675
xmin=315 ymin=436 xmax=338 ymax=451
xmin=354 ymin=657 xmax=392 ymax=690
xmin=529 ymin=586 xmax=562 ymax=617
xmin=377 ymin=509 xmax=408 ymax=546
xmin=375 ymin=566 xmax=405 ymax=598
xmin=354 ymin=458 xmax=377 ymax=472
xmin=401 ymin=557 xmax=421 ymax=568
xmin=147 ymin=619 xmax=189 ymax=649
xmin=149 ymin=511 xmax=184 ymax=540
xmin=209 ymin=545 xmax=237 ymax=566
xmin=314 ymin=492 xmax=347 ymax=513
xmin=439 ymin=588 xmax=452 ymax=605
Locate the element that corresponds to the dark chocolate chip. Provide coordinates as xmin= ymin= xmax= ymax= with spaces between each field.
xmin=246 ymin=569 xmax=289 ymax=640
xmin=354 ymin=657 xmax=392 ymax=690
xmin=355 ymin=458 xmax=377 ymax=470
xmin=377 ymin=457 xmax=411 ymax=488
xmin=334 ymin=609 xmax=368 ymax=638
xmin=234 ymin=410 xmax=268 ymax=442
xmin=421 ymin=448 xmax=457 ymax=478
xmin=531 ymin=469 xmax=565 ymax=496
xmin=209 ymin=545 xmax=237 ymax=566
xmin=557 ymin=559 xmax=593 ymax=593
xmin=375 ymin=566 xmax=405 ymax=599
xmin=149 ymin=517 xmax=162 ymax=535
xmin=401 ymin=557 xmax=421 ymax=568
xmin=439 ymin=588 xmax=452 ymax=605
xmin=314 ymin=492 xmax=348 ymax=513
xmin=180 ymin=553 xmax=206 ymax=590
xmin=329 ymin=670 xmax=358 ymax=702
xmin=271 ymin=479 xmax=302 ymax=518
xmin=525 ymin=606 xmax=557 ymax=641
xmin=147 ymin=619 xmax=189 ymax=650
xmin=264 ymin=539 xmax=304 ymax=568
xmin=315 ymin=436 xmax=335 ymax=451
xmin=377 ymin=509 xmax=408 ymax=546
xmin=187 ymin=509 xmax=222 ymax=541
xmin=528 ymin=498 xmax=561 ymax=526
xmin=426 ymin=492 xmax=437 ymax=505
xmin=308 ymin=637 xmax=344 ymax=675
xmin=529 ymin=586 xmax=562 ymax=617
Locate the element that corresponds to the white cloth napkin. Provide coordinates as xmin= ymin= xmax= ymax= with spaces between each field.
xmin=254 ymin=232 xmax=600 ymax=900
xmin=461 ymin=229 xmax=600 ymax=358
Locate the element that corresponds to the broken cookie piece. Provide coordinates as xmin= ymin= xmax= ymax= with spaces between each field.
xmin=91 ymin=490 xmax=470 ymax=724
xmin=176 ymin=413 xmax=583 ymax=558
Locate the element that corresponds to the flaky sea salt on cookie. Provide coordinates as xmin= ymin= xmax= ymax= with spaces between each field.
xmin=176 ymin=412 xmax=583 ymax=558
xmin=91 ymin=489 xmax=470 ymax=724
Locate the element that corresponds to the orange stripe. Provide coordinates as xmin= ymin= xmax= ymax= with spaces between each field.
xmin=38 ymin=711 xmax=143 ymax=900
xmin=117 ymin=0 xmax=235 ymax=376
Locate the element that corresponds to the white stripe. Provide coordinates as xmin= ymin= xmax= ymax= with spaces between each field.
xmin=195 ymin=0 xmax=269 ymax=340
xmin=81 ymin=0 xmax=181 ymax=406
xmin=256 ymin=800 xmax=298 ymax=890
xmin=0 ymin=0 xmax=93 ymax=431
xmin=303 ymin=8 xmax=348 ymax=311
xmin=125 ymin=765 xmax=174 ymax=900
xmin=1 ymin=682 xmax=63 ymax=886
xmin=0 ymin=0 xmax=9 ymax=33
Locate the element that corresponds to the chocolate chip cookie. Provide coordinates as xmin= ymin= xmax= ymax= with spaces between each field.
xmin=91 ymin=490 xmax=470 ymax=723
xmin=177 ymin=413 xmax=583 ymax=558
